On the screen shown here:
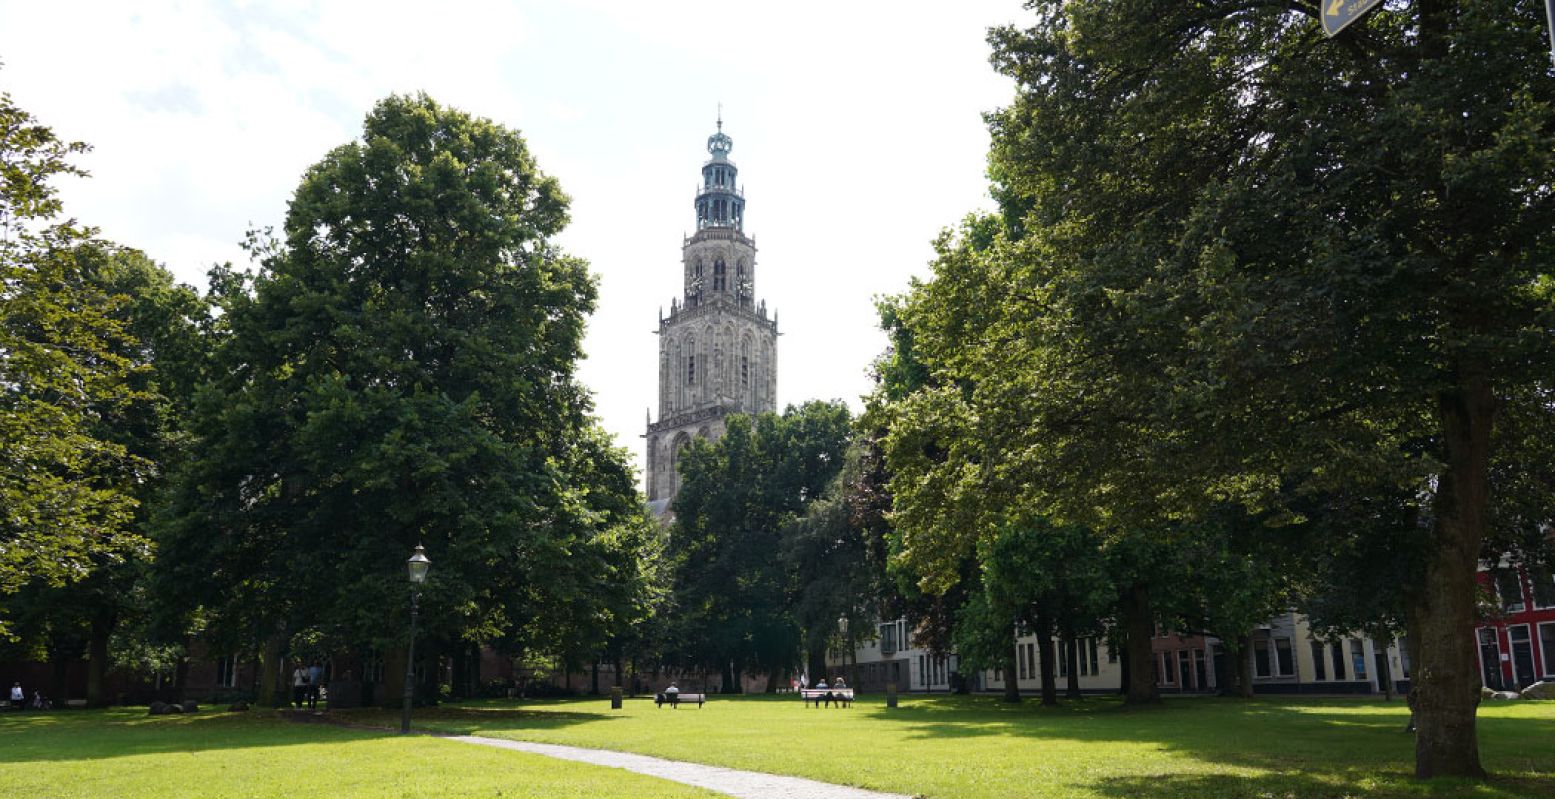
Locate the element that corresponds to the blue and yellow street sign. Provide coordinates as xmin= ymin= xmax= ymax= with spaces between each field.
xmin=1321 ymin=0 xmax=1384 ymax=37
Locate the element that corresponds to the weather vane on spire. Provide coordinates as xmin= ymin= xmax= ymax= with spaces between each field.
xmin=717 ymin=101 xmax=723 ymax=131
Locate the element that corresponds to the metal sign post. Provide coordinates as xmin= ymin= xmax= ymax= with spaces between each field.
xmin=1321 ymin=0 xmax=1386 ymax=37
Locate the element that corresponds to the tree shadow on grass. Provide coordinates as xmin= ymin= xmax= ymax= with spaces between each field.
xmin=1088 ymin=771 xmax=1555 ymax=799
xmin=336 ymin=702 xmax=619 ymax=736
xmin=862 ymin=696 xmax=1555 ymax=797
xmin=0 ymin=709 xmax=405 ymax=764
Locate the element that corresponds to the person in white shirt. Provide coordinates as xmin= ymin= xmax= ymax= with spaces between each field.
xmin=292 ymin=664 xmax=309 ymax=709
xmin=9 ymin=682 xmax=22 ymax=707
xmin=815 ymin=678 xmax=828 ymax=689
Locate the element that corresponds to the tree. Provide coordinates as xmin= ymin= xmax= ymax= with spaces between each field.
xmin=784 ymin=442 xmax=893 ymax=688
xmin=961 ymin=0 xmax=1555 ymax=778
xmin=668 ymin=401 xmax=851 ymax=691
xmin=0 ymin=89 xmax=151 ymax=640
xmin=157 ymin=94 xmax=636 ymax=703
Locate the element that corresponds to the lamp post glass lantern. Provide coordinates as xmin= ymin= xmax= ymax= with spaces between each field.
xmin=401 ymin=545 xmax=429 ymax=734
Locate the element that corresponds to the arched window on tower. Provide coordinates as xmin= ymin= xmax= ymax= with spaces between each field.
xmin=687 ymin=354 xmax=696 ymax=385
xmin=741 ymin=340 xmax=750 ymax=391
xmin=714 ymin=260 xmax=726 ymax=291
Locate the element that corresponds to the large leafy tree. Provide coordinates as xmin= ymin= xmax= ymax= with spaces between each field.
xmin=158 ymin=94 xmax=637 ymax=703
xmin=668 ymin=401 xmax=851 ymax=692
xmin=906 ymin=0 xmax=1554 ymax=779
xmin=0 ymin=90 xmax=151 ymax=639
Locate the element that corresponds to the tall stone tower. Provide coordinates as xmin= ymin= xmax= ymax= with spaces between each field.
xmin=645 ymin=118 xmax=778 ymax=507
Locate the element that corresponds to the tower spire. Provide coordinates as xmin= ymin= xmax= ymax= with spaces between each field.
xmin=697 ymin=117 xmax=741 ymax=230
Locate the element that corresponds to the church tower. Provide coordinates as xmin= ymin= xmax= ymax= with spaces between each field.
xmin=645 ymin=118 xmax=779 ymax=507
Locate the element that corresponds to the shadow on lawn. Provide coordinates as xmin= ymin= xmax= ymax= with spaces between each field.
xmin=1089 ymin=771 xmax=1555 ymax=799
xmin=336 ymin=703 xmax=615 ymax=735
xmin=0 ymin=709 xmax=405 ymax=764
xmin=868 ymin=696 xmax=1555 ymax=795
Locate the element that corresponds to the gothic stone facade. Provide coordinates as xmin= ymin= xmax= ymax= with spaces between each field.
xmin=645 ymin=121 xmax=778 ymax=504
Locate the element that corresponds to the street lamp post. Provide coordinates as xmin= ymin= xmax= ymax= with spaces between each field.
xmin=401 ymin=544 xmax=430 ymax=734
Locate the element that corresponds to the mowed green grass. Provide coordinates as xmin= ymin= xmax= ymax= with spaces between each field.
xmin=0 ymin=707 xmax=718 ymax=799
xmin=344 ymin=694 xmax=1555 ymax=798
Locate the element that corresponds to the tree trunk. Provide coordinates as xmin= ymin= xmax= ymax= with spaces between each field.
xmin=1410 ymin=365 xmax=1493 ymax=779
xmin=848 ymin=632 xmax=861 ymax=690
xmin=1120 ymin=584 xmax=1160 ymax=705
xmin=807 ymin=649 xmax=827 ymax=690
xmin=1219 ymin=636 xmax=1249 ymax=699
xmin=259 ymin=633 xmax=285 ymax=708
xmin=614 ymin=656 xmax=624 ymax=689
xmin=1119 ymin=641 xmax=1129 ymax=694
xmin=1237 ymin=635 xmax=1255 ymax=698
xmin=590 ymin=660 xmax=600 ymax=696
xmin=1404 ymin=626 xmax=1422 ymax=733
xmin=51 ymin=656 xmax=68 ymax=704
xmin=381 ymin=646 xmax=407 ymax=709
xmin=1035 ymin=611 xmax=1057 ymax=706
xmin=1003 ymin=634 xmax=1021 ymax=703
xmin=173 ymin=655 xmax=190 ymax=701
xmin=1063 ymin=631 xmax=1082 ymax=699
xmin=721 ymin=660 xmax=737 ymax=694
xmin=87 ymin=611 xmax=114 ymax=708
xmin=451 ymin=646 xmax=470 ymax=700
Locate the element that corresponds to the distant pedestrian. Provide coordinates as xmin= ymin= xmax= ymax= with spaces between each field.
xmin=9 ymin=682 xmax=21 ymax=708
xmin=307 ymin=662 xmax=323 ymax=710
xmin=292 ymin=663 xmax=308 ymax=709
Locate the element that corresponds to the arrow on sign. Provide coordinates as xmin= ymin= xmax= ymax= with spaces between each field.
xmin=1322 ymin=0 xmax=1384 ymax=37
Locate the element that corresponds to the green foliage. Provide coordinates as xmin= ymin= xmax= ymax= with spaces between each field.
xmin=157 ymin=94 xmax=648 ymax=670
xmin=667 ymin=401 xmax=851 ymax=686
xmin=0 ymin=90 xmax=163 ymax=637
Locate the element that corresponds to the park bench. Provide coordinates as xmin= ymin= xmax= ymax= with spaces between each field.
xmin=654 ymin=691 xmax=706 ymax=709
xmin=800 ymin=687 xmax=854 ymax=708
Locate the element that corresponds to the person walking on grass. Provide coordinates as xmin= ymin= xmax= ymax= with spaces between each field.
xmin=9 ymin=682 xmax=21 ymax=709
xmin=292 ymin=662 xmax=309 ymax=709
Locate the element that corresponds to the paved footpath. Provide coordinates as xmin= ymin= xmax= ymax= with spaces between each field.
xmin=451 ymin=735 xmax=918 ymax=799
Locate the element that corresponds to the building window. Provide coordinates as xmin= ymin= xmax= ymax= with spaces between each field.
xmin=1160 ymin=653 xmax=1175 ymax=684
xmin=1254 ymin=638 xmax=1272 ymax=678
xmin=1310 ymin=641 xmax=1327 ymax=681
xmin=1086 ymin=638 xmax=1100 ymax=676
xmin=1496 ymin=570 xmax=1526 ymax=613
xmin=1531 ymin=567 xmax=1555 ymax=609
xmin=1350 ymin=639 xmax=1368 ymax=678
xmin=1330 ymin=642 xmax=1346 ymax=681
xmin=1398 ymin=637 xmax=1412 ymax=679
xmin=687 ymin=354 xmax=696 ymax=385
xmin=1275 ymin=638 xmax=1294 ymax=677
xmin=1539 ymin=623 xmax=1555 ymax=678
xmin=741 ymin=355 xmax=749 ymax=388
xmin=919 ymin=655 xmax=927 ymax=687
xmin=215 ymin=655 xmax=238 ymax=688
xmin=714 ymin=260 xmax=726 ymax=291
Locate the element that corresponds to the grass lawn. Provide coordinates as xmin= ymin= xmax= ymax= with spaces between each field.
xmin=343 ymin=693 xmax=1555 ymax=798
xmin=0 ymin=707 xmax=718 ymax=798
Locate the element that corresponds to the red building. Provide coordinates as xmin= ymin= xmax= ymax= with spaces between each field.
xmin=1475 ymin=564 xmax=1555 ymax=691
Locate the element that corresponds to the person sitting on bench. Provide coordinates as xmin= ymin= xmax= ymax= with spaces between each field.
xmin=664 ymin=682 xmax=680 ymax=707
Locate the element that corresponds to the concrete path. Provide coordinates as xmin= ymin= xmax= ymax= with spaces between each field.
xmin=451 ymin=735 xmax=917 ymax=799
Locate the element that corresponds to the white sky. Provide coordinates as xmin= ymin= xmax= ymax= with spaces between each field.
xmin=0 ymin=0 xmax=1019 ymax=484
